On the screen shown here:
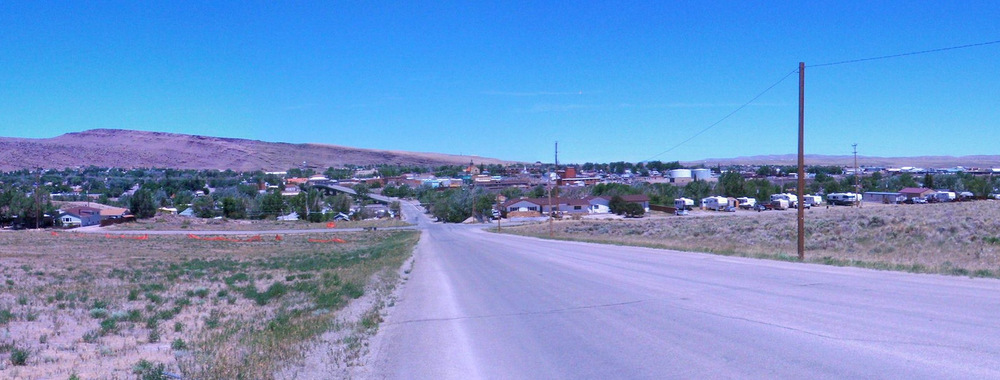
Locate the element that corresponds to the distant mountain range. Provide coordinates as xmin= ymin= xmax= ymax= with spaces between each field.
xmin=2 ymin=129 xmax=996 ymax=171
xmin=0 ymin=129 xmax=509 ymax=171
xmin=684 ymin=154 xmax=1000 ymax=169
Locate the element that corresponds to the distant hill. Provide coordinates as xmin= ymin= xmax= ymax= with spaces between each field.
xmin=0 ymin=129 xmax=511 ymax=171
xmin=685 ymin=154 xmax=1000 ymax=169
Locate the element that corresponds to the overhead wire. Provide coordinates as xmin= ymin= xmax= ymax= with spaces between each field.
xmin=644 ymin=38 xmax=1000 ymax=162
xmin=642 ymin=68 xmax=798 ymax=162
xmin=809 ymin=39 xmax=1000 ymax=68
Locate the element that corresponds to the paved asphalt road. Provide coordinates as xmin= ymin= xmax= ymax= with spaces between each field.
xmin=361 ymin=202 xmax=1000 ymax=379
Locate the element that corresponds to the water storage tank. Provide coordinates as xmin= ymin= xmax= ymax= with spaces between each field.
xmin=693 ymin=168 xmax=712 ymax=180
xmin=669 ymin=169 xmax=692 ymax=179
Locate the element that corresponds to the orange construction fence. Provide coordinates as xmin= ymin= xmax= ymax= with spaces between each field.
xmin=307 ymin=238 xmax=346 ymax=243
xmin=187 ymin=234 xmax=263 ymax=242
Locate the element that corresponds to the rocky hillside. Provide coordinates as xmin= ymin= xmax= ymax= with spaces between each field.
xmin=0 ymin=129 xmax=510 ymax=171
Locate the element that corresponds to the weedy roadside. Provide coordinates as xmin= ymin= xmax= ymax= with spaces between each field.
xmin=500 ymin=201 xmax=1000 ymax=277
xmin=0 ymin=229 xmax=418 ymax=379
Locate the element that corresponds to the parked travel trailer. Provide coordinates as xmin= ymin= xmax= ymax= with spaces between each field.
xmin=932 ymin=191 xmax=956 ymax=202
xmin=770 ymin=199 xmax=790 ymax=210
xmin=802 ymin=195 xmax=823 ymax=207
xmin=701 ymin=196 xmax=728 ymax=211
xmin=674 ymin=197 xmax=695 ymax=211
xmin=736 ymin=197 xmax=757 ymax=209
xmin=827 ymin=192 xmax=859 ymax=206
xmin=770 ymin=193 xmax=799 ymax=207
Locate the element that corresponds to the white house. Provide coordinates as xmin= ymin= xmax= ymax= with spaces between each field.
xmin=59 ymin=206 xmax=102 ymax=227
xmin=586 ymin=196 xmax=611 ymax=214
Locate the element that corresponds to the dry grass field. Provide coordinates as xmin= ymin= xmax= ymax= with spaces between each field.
xmin=106 ymin=214 xmax=411 ymax=232
xmin=502 ymin=201 xmax=1000 ymax=277
xmin=0 ymin=228 xmax=418 ymax=379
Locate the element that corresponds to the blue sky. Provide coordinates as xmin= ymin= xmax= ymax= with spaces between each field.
xmin=2 ymin=1 xmax=998 ymax=164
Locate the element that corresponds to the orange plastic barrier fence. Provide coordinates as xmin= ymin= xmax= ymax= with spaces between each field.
xmin=104 ymin=233 xmax=149 ymax=240
xmin=307 ymin=238 xmax=346 ymax=243
xmin=51 ymin=232 xmax=90 ymax=238
xmin=187 ymin=234 xmax=262 ymax=242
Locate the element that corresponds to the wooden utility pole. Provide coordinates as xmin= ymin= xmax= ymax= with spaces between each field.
xmin=549 ymin=141 xmax=558 ymax=237
xmin=797 ymin=62 xmax=805 ymax=261
xmin=496 ymin=195 xmax=502 ymax=232
xmin=853 ymin=143 xmax=861 ymax=208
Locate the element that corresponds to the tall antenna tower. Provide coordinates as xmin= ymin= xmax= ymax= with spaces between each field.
xmin=554 ymin=141 xmax=559 ymax=168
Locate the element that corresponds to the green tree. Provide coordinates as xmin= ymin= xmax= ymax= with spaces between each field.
xmin=608 ymin=195 xmax=628 ymax=215
xmin=745 ymin=179 xmax=779 ymax=201
xmin=129 ymin=188 xmax=157 ymax=219
xmin=923 ymin=173 xmax=934 ymax=189
xmin=756 ymin=166 xmax=777 ymax=177
xmin=352 ymin=183 xmax=370 ymax=202
xmin=683 ymin=180 xmax=713 ymax=201
xmin=964 ymin=175 xmax=990 ymax=198
xmin=191 ymin=195 xmax=216 ymax=218
xmin=259 ymin=191 xmax=285 ymax=219
xmin=528 ymin=185 xmax=546 ymax=198
xmin=389 ymin=201 xmax=402 ymax=218
xmin=591 ymin=183 xmax=639 ymax=197
xmin=717 ymin=171 xmax=746 ymax=197
xmin=473 ymin=194 xmax=495 ymax=221
xmin=328 ymin=193 xmax=353 ymax=215
xmin=500 ymin=187 xmax=524 ymax=200
xmin=221 ymin=197 xmax=246 ymax=219
xmin=896 ymin=173 xmax=917 ymax=189
xmin=622 ymin=202 xmax=645 ymax=218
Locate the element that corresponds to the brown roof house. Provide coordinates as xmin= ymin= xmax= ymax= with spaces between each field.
xmin=899 ymin=187 xmax=935 ymax=200
xmin=99 ymin=207 xmax=131 ymax=220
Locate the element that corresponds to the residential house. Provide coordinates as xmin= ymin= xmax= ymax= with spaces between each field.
xmin=99 ymin=207 xmax=131 ymax=221
xmin=863 ymin=192 xmax=906 ymax=204
xmin=59 ymin=206 xmax=102 ymax=227
xmin=502 ymin=198 xmax=545 ymax=217
xmin=586 ymin=196 xmax=611 ymax=214
xmin=620 ymin=194 xmax=651 ymax=212
xmin=899 ymin=187 xmax=935 ymax=200
xmin=558 ymin=198 xmax=591 ymax=214
xmin=503 ymin=196 xmax=632 ymax=217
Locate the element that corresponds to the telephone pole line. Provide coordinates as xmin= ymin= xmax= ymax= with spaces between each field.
xmin=549 ymin=141 xmax=558 ymax=238
xmin=853 ymin=143 xmax=861 ymax=208
xmin=796 ymin=62 xmax=805 ymax=261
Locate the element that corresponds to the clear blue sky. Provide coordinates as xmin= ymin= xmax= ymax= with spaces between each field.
xmin=2 ymin=1 xmax=998 ymax=164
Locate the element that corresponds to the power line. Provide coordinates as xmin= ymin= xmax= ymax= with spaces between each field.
xmin=810 ymin=39 xmax=1000 ymax=68
xmin=643 ymin=38 xmax=1000 ymax=163
xmin=643 ymin=68 xmax=798 ymax=162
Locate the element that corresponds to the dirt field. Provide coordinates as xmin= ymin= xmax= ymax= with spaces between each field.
xmin=0 ymin=228 xmax=418 ymax=379
xmin=502 ymin=201 xmax=1000 ymax=276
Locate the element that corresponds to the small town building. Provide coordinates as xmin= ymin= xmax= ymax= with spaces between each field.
xmin=899 ymin=187 xmax=936 ymax=200
xmin=59 ymin=206 xmax=102 ymax=227
xmin=99 ymin=207 xmax=131 ymax=220
xmin=863 ymin=192 xmax=906 ymax=204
